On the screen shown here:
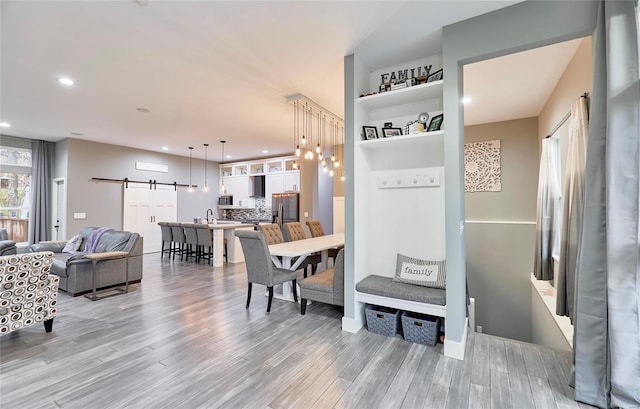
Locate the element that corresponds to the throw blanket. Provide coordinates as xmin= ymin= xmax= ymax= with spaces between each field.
xmin=84 ymin=227 xmax=112 ymax=253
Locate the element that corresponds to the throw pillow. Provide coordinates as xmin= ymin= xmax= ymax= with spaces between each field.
xmin=393 ymin=253 xmax=446 ymax=289
xmin=62 ymin=235 xmax=83 ymax=254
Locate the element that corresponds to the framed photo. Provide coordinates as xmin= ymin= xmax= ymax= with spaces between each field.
xmin=427 ymin=114 xmax=444 ymax=132
xmin=362 ymin=126 xmax=378 ymax=140
xmin=426 ymin=69 xmax=443 ymax=83
xmin=382 ymin=127 xmax=402 ymax=138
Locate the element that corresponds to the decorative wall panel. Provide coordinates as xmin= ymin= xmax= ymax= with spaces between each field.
xmin=464 ymin=139 xmax=502 ymax=192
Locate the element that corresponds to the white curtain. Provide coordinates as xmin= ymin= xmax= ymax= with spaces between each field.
xmin=572 ymin=1 xmax=640 ymax=407
xmin=534 ymin=137 xmax=561 ymax=280
xmin=556 ymin=97 xmax=589 ymax=321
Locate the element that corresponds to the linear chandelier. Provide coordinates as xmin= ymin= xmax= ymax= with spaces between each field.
xmin=287 ymin=94 xmax=345 ymax=180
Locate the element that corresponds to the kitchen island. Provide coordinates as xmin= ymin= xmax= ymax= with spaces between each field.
xmin=208 ymin=222 xmax=255 ymax=267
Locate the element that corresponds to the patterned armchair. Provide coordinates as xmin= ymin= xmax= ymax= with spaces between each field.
xmin=0 ymin=252 xmax=59 ymax=334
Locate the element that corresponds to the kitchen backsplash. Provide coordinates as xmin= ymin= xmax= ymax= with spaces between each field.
xmin=220 ymin=198 xmax=272 ymax=221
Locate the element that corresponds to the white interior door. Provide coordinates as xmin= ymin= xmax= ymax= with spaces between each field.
xmin=51 ymin=178 xmax=66 ymax=240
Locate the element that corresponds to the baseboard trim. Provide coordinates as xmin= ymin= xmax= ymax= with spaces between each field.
xmin=444 ymin=318 xmax=468 ymax=360
xmin=342 ymin=316 xmax=363 ymax=333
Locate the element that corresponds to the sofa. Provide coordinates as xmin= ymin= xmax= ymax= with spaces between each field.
xmin=30 ymin=227 xmax=143 ymax=296
xmin=0 ymin=229 xmax=17 ymax=256
xmin=0 ymin=251 xmax=59 ymax=334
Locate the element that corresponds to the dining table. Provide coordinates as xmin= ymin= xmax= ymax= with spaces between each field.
xmin=268 ymin=232 xmax=344 ymax=302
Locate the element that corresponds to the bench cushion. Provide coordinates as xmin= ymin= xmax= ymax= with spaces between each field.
xmin=356 ymin=275 xmax=446 ymax=306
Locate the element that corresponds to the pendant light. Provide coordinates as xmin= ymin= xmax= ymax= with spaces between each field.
xmin=202 ymin=143 xmax=209 ymax=192
xmin=187 ymin=146 xmax=194 ymax=192
xmin=219 ymin=140 xmax=226 ymax=194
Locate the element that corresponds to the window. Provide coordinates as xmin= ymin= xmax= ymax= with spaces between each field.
xmin=0 ymin=146 xmax=32 ymax=242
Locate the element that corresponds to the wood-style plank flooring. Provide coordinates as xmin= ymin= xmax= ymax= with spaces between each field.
xmin=1 ymin=254 xmax=591 ymax=409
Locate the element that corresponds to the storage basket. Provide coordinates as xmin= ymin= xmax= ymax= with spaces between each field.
xmin=365 ymin=305 xmax=401 ymax=337
xmin=401 ymin=311 xmax=440 ymax=346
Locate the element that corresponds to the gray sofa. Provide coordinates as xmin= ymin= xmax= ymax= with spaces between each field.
xmin=0 ymin=229 xmax=17 ymax=256
xmin=30 ymin=227 xmax=143 ymax=296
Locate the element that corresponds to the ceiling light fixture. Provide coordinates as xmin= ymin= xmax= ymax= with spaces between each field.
xmin=202 ymin=143 xmax=209 ymax=192
xmin=58 ymin=77 xmax=74 ymax=86
xmin=0 ymin=122 xmax=10 ymax=128
xmin=187 ymin=147 xmax=194 ymax=193
xmin=162 ymin=146 xmax=169 ymax=151
xmin=287 ymin=94 xmax=343 ymax=169
xmin=136 ymin=107 xmax=151 ymax=113
xmin=71 ymin=132 xmax=83 ymax=136
xmin=462 ymin=97 xmax=472 ymax=104
xmin=226 ymin=154 xmax=231 ymax=159
xmin=220 ymin=140 xmax=226 ymax=195
xmin=262 ymin=150 xmax=268 ymax=154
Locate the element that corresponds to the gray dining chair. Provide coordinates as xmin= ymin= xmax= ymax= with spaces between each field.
xmin=235 ymin=230 xmax=298 ymax=313
xmin=306 ymin=220 xmax=341 ymax=262
xmin=299 ymin=248 xmax=344 ymax=315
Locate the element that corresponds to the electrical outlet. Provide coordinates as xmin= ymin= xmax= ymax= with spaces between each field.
xmin=477 ymin=325 xmax=483 ymax=333
xmin=73 ymin=212 xmax=86 ymax=219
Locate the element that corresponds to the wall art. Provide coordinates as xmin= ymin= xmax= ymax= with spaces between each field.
xmin=464 ymin=139 xmax=502 ymax=192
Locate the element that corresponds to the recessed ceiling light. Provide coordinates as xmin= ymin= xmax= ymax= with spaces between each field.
xmin=462 ymin=97 xmax=472 ymax=105
xmin=262 ymin=150 xmax=268 ymax=154
xmin=136 ymin=107 xmax=151 ymax=113
xmin=162 ymin=146 xmax=169 ymax=151
xmin=58 ymin=77 xmax=74 ymax=86
xmin=0 ymin=122 xmax=10 ymax=128
xmin=71 ymin=132 xmax=83 ymax=136
xmin=226 ymin=155 xmax=232 ymax=159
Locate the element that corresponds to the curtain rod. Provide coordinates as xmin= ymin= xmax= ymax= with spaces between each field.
xmin=545 ymin=91 xmax=589 ymax=138
xmin=91 ymin=177 xmax=196 ymax=190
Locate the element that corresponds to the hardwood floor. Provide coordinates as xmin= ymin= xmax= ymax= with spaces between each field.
xmin=1 ymin=254 xmax=590 ymax=409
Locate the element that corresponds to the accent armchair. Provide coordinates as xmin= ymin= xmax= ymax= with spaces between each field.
xmin=299 ymin=248 xmax=344 ymax=315
xmin=0 ymin=252 xmax=59 ymax=334
xmin=235 ymin=230 xmax=298 ymax=313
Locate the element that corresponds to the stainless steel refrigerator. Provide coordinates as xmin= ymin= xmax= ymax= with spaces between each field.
xmin=272 ymin=193 xmax=299 ymax=229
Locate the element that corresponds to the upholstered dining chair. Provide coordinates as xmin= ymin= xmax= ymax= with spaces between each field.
xmin=299 ymin=248 xmax=344 ymax=315
xmin=258 ymin=223 xmax=285 ymax=245
xmin=157 ymin=222 xmax=173 ymax=258
xmin=283 ymin=222 xmax=320 ymax=277
xmin=235 ymin=230 xmax=298 ymax=313
xmin=168 ymin=222 xmax=186 ymax=260
xmin=194 ymin=223 xmax=213 ymax=265
xmin=305 ymin=220 xmax=341 ymax=261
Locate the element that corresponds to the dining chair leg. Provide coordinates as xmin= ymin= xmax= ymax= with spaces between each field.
xmin=291 ymin=279 xmax=298 ymax=302
xmin=246 ymin=282 xmax=252 ymax=308
xmin=267 ymin=287 xmax=274 ymax=313
xmin=300 ymin=298 xmax=307 ymax=315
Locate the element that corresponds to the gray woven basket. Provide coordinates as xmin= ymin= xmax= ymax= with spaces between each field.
xmin=401 ymin=311 xmax=440 ymax=346
xmin=365 ymin=305 xmax=401 ymax=337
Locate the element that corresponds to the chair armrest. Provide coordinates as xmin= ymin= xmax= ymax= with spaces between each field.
xmin=84 ymin=251 xmax=128 ymax=261
xmin=0 ymin=240 xmax=17 ymax=256
xmin=31 ymin=241 xmax=67 ymax=253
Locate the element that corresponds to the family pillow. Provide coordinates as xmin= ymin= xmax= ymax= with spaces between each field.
xmin=393 ymin=253 xmax=446 ymax=289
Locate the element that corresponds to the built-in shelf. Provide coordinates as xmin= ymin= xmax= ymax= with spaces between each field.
xmin=358 ymin=130 xmax=444 ymax=151
xmin=357 ymin=80 xmax=443 ymax=111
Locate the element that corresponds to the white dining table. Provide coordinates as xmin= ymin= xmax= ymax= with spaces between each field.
xmin=268 ymin=232 xmax=344 ymax=302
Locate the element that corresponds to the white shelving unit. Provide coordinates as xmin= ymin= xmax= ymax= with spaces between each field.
xmin=345 ymin=54 xmax=458 ymax=356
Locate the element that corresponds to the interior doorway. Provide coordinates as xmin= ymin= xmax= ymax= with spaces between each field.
xmin=51 ymin=178 xmax=66 ymax=240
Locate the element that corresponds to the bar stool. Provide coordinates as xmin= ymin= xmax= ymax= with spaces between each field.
xmin=168 ymin=222 xmax=186 ymax=260
xmin=182 ymin=223 xmax=199 ymax=262
xmin=158 ymin=222 xmax=173 ymax=258
xmin=223 ymin=237 xmax=228 ymax=263
xmin=195 ymin=223 xmax=213 ymax=265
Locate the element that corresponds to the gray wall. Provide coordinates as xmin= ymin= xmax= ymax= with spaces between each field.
xmin=65 ymin=138 xmax=219 ymax=234
xmin=464 ymin=117 xmax=539 ymax=343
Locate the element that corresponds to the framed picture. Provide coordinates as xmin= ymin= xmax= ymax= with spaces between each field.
xmin=363 ymin=126 xmax=378 ymax=140
xmin=427 ymin=114 xmax=444 ymax=132
xmin=382 ymin=127 xmax=402 ymax=138
xmin=426 ymin=69 xmax=443 ymax=83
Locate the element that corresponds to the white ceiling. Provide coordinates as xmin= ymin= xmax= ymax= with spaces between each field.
xmin=1 ymin=0 xmax=536 ymax=161
xmin=463 ymin=38 xmax=583 ymax=126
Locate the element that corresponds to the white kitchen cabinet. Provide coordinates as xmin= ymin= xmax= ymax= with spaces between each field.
xmin=265 ymin=174 xmax=284 ymax=203
xmin=283 ymin=172 xmax=299 ymax=192
xmin=224 ymin=177 xmax=250 ymax=207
